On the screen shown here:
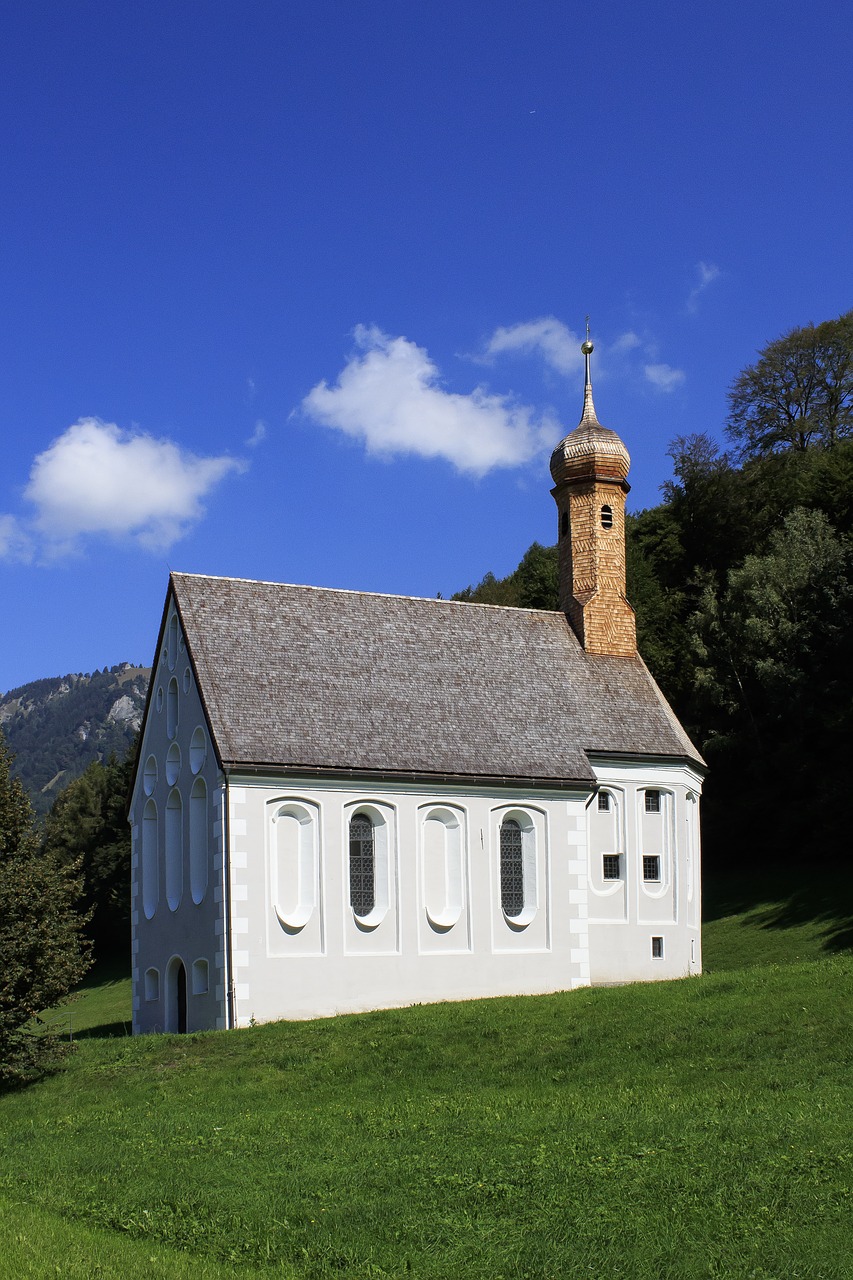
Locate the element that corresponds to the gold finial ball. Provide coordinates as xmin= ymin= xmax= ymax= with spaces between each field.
xmin=581 ymin=339 xmax=594 ymax=355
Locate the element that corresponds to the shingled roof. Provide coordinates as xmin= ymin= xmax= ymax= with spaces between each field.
xmin=170 ymin=572 xmax=702 ymax=788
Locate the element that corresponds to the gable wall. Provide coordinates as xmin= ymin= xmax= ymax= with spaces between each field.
xmin=129 ymin=600 xmax=227 ymax=1033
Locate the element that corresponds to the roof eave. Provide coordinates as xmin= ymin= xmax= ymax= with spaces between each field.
xmin=220 ymin=760 xmax=595 ymax=791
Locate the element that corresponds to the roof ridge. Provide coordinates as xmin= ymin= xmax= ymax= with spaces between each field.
xmin=170 ymin=570 xmax=566 ymax=619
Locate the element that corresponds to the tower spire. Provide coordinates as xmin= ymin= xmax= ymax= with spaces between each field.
xmin=547 ymin=320 xmax=636 ymax=656
xmin=580 ymin=316 xmax=598 ymax=424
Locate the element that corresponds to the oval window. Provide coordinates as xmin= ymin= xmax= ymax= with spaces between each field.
xmin=143 ymin=755 xmax=157 ymax=796
xmin=189 ymin=727 xmax=207 ymax=774
xmin=166 ymin=742 xmax=181 ymax=786
xmin=423 ymin=809 xmax=463 ymax=930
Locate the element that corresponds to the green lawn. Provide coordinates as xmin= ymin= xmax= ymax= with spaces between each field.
xmin=2 ymin=875 xmax=851 ymax=1279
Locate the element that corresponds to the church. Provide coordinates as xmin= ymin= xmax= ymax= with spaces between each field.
xmin=129 ymin=338 xmax=704 ymax=1034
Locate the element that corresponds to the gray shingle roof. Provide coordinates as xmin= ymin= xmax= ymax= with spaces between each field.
xmin=171 ymin=572 xmax=702 ymax=787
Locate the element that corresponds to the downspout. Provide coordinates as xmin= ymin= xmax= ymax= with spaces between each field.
xmin=221 ymin=773 xmax=236 ymax=1029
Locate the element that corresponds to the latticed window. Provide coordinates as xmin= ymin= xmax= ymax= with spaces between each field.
xmin=602 ymin=854 xmax=621 ymax=880
xmin=500 ymin=818 xmax=524 ymax=918
xmin=597 ymin=791 xmax=610 ymax=812
xmin=349 ymin=813 xmax=375 ymax=917
xmin=643 ymin=855 xmax=661 ymax=882
xmin=645 ymin=790 xmax=661 ymax=813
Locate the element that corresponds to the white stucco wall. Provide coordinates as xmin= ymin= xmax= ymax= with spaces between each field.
xmin=586 ymin=758 xmax=703 ymax=984
xmin=220 ymin=774 xmax=592 ymax=1027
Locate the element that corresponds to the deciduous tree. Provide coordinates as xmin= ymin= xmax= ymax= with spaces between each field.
xmin=727 ymin=311 xmax=853 ymax=457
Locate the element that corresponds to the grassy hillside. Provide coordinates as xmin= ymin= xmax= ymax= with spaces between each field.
xmin=2 ymin=950 xmax=851 ymax=1280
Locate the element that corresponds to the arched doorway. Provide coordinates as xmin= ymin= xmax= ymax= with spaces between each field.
xmin=165 ymin=956 xmax=188 ymax=1033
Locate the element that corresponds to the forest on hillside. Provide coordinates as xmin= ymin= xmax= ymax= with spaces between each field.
xmin=455 ymin=311 xmax=853 ymax=869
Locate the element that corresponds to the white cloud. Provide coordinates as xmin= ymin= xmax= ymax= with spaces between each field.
xmin=481 ymin=317 xmax=582 ymax=375
xmin=610 ymin=330 xmax=642 ymax=353
xmin=246 ymin=419 xmax=267 ymax=447
xmin=0 ymin=515 xmax=32 ymax=564
xmin=302 ymin=326 xmax=556 ymax=476
xmin=644 ymin=363 xmax=686 ymax=392
xmin=686 ymin=261 xmax=721 ymax=313
xmin=5 ymin=418 xmax=244 ymax=558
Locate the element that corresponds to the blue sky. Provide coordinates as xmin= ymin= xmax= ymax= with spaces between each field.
xmin=1 ymin=1 xmax=851 ymax=693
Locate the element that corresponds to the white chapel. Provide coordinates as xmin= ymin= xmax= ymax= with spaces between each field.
xmin=129 ymin=338 xmax=704 ymax=1034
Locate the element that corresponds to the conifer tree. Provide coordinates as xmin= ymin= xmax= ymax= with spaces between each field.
xmin=0 ymin=731 xmax=90 ymax=1085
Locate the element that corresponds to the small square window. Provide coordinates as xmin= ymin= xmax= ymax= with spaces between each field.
xmin=602 ymin=854 xmax=621 ymax=880
xmin=597 ymin=791 xmax=610 ymax=812
xmin=651 ymin=936 xmax=664 ymax=959
xmin=643 ymin=855 xmax=661 ymax=882
xmin=645 ymin=790 xmax=661 ymax=813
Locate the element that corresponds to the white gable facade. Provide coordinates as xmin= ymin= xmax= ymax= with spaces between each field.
xmin=130 ymin=354 xmax=703 ymax=1034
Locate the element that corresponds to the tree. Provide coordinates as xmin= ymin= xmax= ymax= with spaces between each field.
xmin=41 ymin=745 xmax=135 ymax=959
xmin=727 ymin=311 xmax=853 ymax=457
xmin=689 ymin=507 xmax=853 ymax=861
xmin=0 ymin=732 xmax=90 ymax=1086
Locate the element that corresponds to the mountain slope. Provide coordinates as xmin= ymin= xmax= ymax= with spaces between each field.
xmin=0 ymin=664 xmax=150 ymax=815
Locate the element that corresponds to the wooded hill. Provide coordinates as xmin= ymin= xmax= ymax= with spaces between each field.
xmin=456 ymin=442 xmax=853 ymax=869
xmin=0 ymin=664 xmax=149 ymax=815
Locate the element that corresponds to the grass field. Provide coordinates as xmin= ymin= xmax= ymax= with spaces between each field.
xmin=0 ymin=876 xmax=850 ymax=1280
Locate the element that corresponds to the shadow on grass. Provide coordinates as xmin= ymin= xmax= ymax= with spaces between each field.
xmin=73 ymin=1020 xmax=133 ymax=1040
xmin=703 ymin=869 xmax=853 ymax=953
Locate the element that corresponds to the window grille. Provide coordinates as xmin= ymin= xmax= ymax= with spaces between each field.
xmin=645 ymin=790 xmax=661 ymax=813
xmin=643 ymin=855 xmax=661 ymax=882
xmin=651 ymin=936 xmax=664 ymax=959
xmin=597 ymin=791 xmax=610 ymax=812
xmin=349 ymin=814 xmax=375 ymax=917
xmin=601 ymin=504 xmax=613 ymax=529
xmin=602 ymin=854 xmax=621 ymax=880
xmin=500 ymin=819 xmax=524 ymax=918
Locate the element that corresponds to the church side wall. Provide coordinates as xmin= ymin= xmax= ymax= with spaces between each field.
xmin=222 ymin=775 xmax=593 ymax=1026
xmin=586 ymin=758 xmax=703 ymax=984
xmin=129 ymin=602 xmax=227 ymax=1034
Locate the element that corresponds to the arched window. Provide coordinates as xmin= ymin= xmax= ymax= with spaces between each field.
xmin=271 ymin=800 xmax=318 ymax=930
xmin=167 ymin=613 xmax=179 ymax=670
xmin=191 ymin=958 xmax=209 ymax=995
xmin=142 ymin=798 xmax=158 ymax=919
xmin=189 ymin=777 xmax=208 ymax=904
xmin=167 ymin=677 xmax=179 ymax=740
xmin=349 ymin=813 xmax=375 ymax=917
xmin=601 ymin=504 xmax=614 ymax=529
xmin=422 ymin=807 xmax=464 ymax=930
xmin=499 ymin=818 xmax=524 ymax=918
xmin=165 ymin=788 xmax=183 ymax=911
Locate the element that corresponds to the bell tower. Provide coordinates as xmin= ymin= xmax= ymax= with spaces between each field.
xmin=549 ymin=326 xmax=636 ymax=657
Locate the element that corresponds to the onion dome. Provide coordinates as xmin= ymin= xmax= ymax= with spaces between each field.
xmin=550 ymin=332 xmax=630 ymax=485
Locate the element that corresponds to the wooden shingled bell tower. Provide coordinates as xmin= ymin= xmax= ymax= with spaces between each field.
xmin=550 ymin=324 xmax=637 ymax=657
